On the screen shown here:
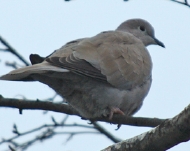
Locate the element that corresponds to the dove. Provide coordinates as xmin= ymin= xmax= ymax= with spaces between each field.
xmin=0 ymin=19 xmax=165 ymax=120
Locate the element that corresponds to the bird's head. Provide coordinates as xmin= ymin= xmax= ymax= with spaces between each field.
xmin=117 ymin=18 xmax=165 ymax=48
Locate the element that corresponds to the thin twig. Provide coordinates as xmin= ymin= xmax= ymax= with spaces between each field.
xmin=0 ymin=36 xmax=30 ymax=66
xmin=170 ymin=0 xmax=190 ymax=7
xmin=0 ymin=48 xmax=9 ymax=52
xmin=0 ymin=123 xmax=96 ymax=145
xmin=5 ymin=61 xmax=20 ymax=69
xmin=92 ymin=122 xmax=122 ymax=143
xmin=1 ymin=117 xmax=119 ymax=150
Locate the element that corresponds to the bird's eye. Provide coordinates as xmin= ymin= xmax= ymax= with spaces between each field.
xmin=138 ymin=26 xmax=146 ymax=32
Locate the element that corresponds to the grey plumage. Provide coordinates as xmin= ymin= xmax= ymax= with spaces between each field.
xmin=0 ymin=18 xmax=165 ymax=119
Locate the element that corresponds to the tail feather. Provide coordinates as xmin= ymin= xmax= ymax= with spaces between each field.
xmin=0 ymin=61 xmax=69 ymax=81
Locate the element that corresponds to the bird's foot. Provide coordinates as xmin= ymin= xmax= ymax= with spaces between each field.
xmin=108 ymin=107 xmax=125 ymax=120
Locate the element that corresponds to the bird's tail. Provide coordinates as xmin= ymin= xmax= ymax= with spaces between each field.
xmin=0 ymin=61 xmax=68 ymax=81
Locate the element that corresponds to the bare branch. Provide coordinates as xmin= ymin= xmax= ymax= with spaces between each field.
xmin=0 ymin=48 xmax=9 ymax=52
xmin=0 ymin=96 xmax=78 ymax=115
xmin=7 ymin=130 xmax=100 ymax=151
xmin=5 ymin=61 xmax=21 ymax=69
xmin=102 ymin=104 xmax=190 ymax=151
xmin=170 ymin=0 xmax=190 ymax=7
xmin=0 ymin=123 xmax=95 ymax=144
xmin=0 ymin=96 xmax=165 ymax=127
xmin=1 ymin=116 xmax=121 ymax=150
xmin=0 ymin=123 xmax=97 ymax=145
xmin=92 ymin=122 xmax=122 ymax=143
xmin=0 ymin=36 xmax=30 ymax=66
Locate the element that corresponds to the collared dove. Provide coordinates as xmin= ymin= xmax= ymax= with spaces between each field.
xmin=0 ymin=19 xmax=165 ymax=119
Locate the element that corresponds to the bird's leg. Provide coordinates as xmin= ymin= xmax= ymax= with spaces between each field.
xmin=108 ymin=107 xmax=125 ymax=120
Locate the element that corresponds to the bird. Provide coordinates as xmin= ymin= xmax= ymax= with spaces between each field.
xmin=0 ymin=18 xmax=165 ymax=120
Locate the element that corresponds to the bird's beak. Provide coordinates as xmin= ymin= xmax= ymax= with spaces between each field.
xmin=154 ymin=38 xmax=165 ymax=48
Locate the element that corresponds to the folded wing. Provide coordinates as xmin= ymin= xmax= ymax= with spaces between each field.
xmin=0 ymin=31 xmax=152 ymax=90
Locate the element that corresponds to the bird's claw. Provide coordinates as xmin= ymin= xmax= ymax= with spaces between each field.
xmin=108 ymin=107 xmax=125 ymax=120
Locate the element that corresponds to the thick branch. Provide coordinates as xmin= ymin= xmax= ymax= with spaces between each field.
xmin=0 ymin=36 xmax=30 ymax=66
xmin=0 ymin=96 xmax=165 ymax=127
xmin=102 ymin=104 xmax=190 ymax=151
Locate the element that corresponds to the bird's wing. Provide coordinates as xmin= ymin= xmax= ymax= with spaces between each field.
xmin=46 ymin=38 xmax=107 ymax=80
xmin=0 ymin=31 xmax=152 ymax=89
xmin=46 ymin=54 xmax=106 ymax=80
xmin=47 ymin=31 xmax=152 ymax=89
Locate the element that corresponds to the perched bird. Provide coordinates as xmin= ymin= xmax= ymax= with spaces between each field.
xmin=0 ymin=19 xmax=165 ymax=120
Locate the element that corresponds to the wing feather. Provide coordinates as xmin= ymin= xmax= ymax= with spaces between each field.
xmin=46 ymin=31 xmax=152 ymax=89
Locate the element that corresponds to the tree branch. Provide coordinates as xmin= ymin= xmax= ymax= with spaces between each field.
xmin=0 ymin=123 xmax=96 ymax=146
xmin=170 ymin=0 xmax=190 ymax=7
xmin=0 ymin=96 xmax=165 ymax=127
xmin=102 ymin=104 xmax=190 ymax=151
xmin=0 ymin=96 xmax=78 ymax=115
xmin=92 ymin=122 xmax=122 ymax=143
xmin=1 ymin=114 xmax=121 ymax=150
xmin=0 ymin=36 xmax=30 ymax=66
